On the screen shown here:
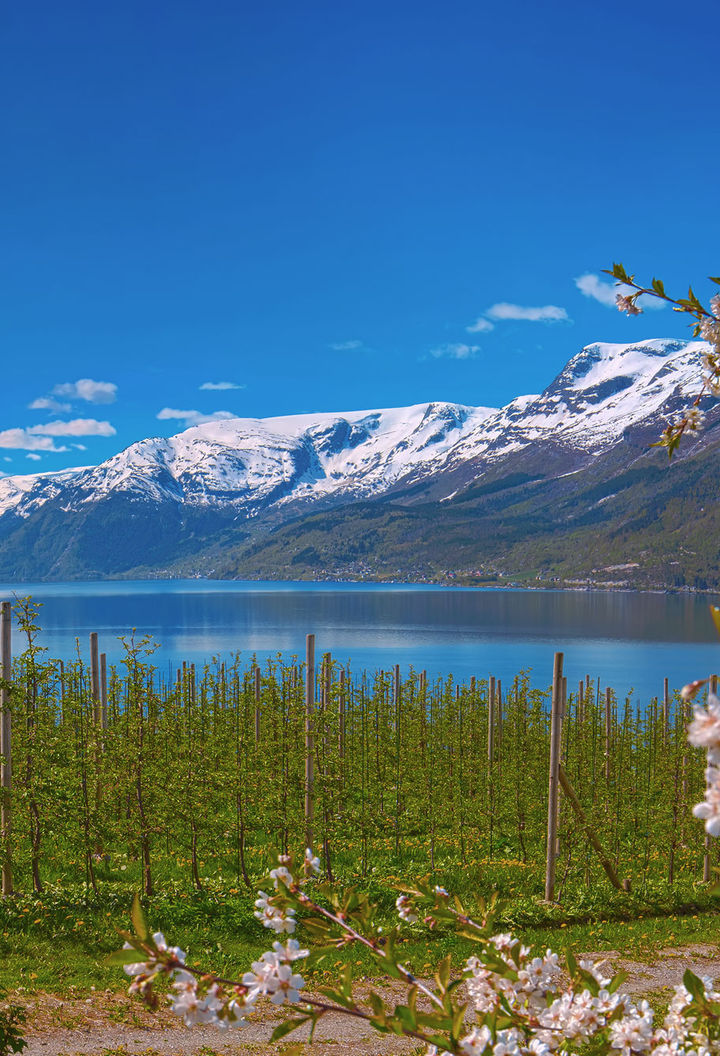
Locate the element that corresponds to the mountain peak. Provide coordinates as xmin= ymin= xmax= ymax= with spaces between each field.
xmin=0 ymin=338 xmax=713 ymax=581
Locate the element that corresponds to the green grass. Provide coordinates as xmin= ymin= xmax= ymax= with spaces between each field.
xmin=2 ymin=874 xmax=719 ymax=997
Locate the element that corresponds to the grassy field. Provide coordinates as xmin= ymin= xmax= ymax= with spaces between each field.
xmin=1 ymin=603 xmax=718 ymax=1002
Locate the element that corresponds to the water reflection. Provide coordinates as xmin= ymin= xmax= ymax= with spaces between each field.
xmin=1 ymin=581 xmax=718 ymax=699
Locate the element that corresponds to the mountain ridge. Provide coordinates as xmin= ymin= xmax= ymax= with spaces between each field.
xmin=1 ymin=337 xmax=716 ymax=586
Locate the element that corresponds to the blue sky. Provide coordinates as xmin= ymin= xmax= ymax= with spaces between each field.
xmin=3 ymin=0 xmax=719 ymax=473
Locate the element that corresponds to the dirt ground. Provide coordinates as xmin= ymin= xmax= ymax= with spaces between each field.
xmin=17 ymin=944 xmax=720 ymax=1056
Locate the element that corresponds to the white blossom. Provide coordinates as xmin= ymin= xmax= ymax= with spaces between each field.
xmin=459 ymin=1024 xmax=492 ymax=1053
xmin=396 ymin=894 xmax=418 ymax=923
xmin=269 ymin=864 xmax=294 ymax=889
xmin=616 ymin=293 xmax=642 ymax=315
xmin=304 ymin=847 xmax=321 ymax=874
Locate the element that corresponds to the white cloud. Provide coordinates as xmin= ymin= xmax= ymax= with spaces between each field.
xmin=157 ymin=408 xmax=236 ymax=427
xmin=28 ymin=397 xmax=72 ymax=413
xmin=486 ymin=303 xmax=570 ymax=322
xmin=199 ymin=381 xmax=246 ymax=390
xmin=574 ymin=272 xmax=666 ymax=311
xmin=29 ymin=418 xmax=116 ymax=437
xmin=52 ymin=378 xmax=118 ymax=403
xmin=466 ymin=318 xmax=495 ymax=333
xmin=72 ymin=443 xmax=87 ymax=451
xmin=26 ymin=453 xmax=42 ymax=461
xmin=429 ymin=343 xmax=480 ymax=360
xmin=330 ymin=340 xmax=363 ymax=351
xmin=0 ymin=429 xmax=68 ymax=452
xmin=3 ymin=457 xmax=11 ymax=463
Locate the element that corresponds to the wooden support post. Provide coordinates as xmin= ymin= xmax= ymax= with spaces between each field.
xmin=1 ymin=601 xmax=12 ymax=896
xmin=324 ymin=655 xmax=331 ymax=712
xmin=704 ymin=675 xmax=718 ymax=881
xmin=338 ymin=669 xmax=345 ymax=759
xmin=545 ymin=652 xmax=563 ymax=902
xmin=496 ymin=679 xmax=502 ymax=754
xmin=254 ymin=665 xmax=261 ymax=743
xmin=558 ymin=765 xmax=624 ymax=890
xmin=604 ymin=688 xmax=612 ymax=783
xmin=100 ymin=653 xmax=108 ymax=730
xmin=90 ymin=632 xmax=101 ymax=725
xmin=488 ymin=676 xmax=495 ymax=764
xmin=394 ymin=663 xmax=401 ymax=857
xmin=304 ymin=635 xmax=315 ymax=850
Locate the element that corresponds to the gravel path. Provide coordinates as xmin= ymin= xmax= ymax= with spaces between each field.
xmin=18 ymin=944 xmax=720 ymax=1056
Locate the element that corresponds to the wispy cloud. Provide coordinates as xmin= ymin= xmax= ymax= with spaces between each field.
xmin=52 ymin=378 xmax=118 ymax=403
xmin=26 ymin=453 xmax=42 ymax=461
xmin=486 ymin=303 xmax=570 ymax=322
xmin=0 ymin=418 xmax=115 ymax=452
xmin=575 ymin=273 xmax=666 ymax=311
xmin=428 ymin=343 xmax=480 ymax=360
xmin=157 ymin=408 xmax=236 ymax=428
xmin=330 ymin=340 xmax=363 ymax=351
xmin=29 ymin=419 xmax=116 ymax=437
xmin=0 ymin=429 xmax=68 ymax=452
xmin=199 ymin=381 xmax=246 ymax=391
xmin=466 ymin=318 xmax=495 ymax=334
xmin=28 ymin=397 xmax=72 ymax=413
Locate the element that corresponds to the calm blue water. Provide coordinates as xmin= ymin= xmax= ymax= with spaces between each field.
xmin=1 ymin=580 xmax=719 ymax=700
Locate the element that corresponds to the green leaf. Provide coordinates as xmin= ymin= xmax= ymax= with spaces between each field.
xmin=651 ymin=277 xmax=666 ymax=297
xmin=607 ymin=262 xmax=631 ymax=282
xmin=709 ymin=276 xmax=720 ymax=285
xmin=368 ymin=991 xmax=385 ymax=1017
xmin=105 ymin=948 xmax=149 ymax=967
xmin=435 ymin=953 xmax=451 ymax=992
xmin=394 ymin=1004 xmax=417 ymax=1031
xmin=270 ymin=1015 xmax=312 ymax=1042
xmin=607 ymin=970 xmax=628 ymax=994
xmin=130 ymin=894 xmax=149 ymax=942
xmin=451 ymin=1001 xmax=467 ymax=1039
xmin=683 ymin=969 xmax=706 ymax=1002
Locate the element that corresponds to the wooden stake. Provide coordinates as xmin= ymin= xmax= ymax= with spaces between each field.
xmin=604 ymin=688 xmax=611 ymax=783
xmin=338 ymin=669 xmax=345 ymax=759
xmin=545 ymin=652 xmax=563 ymax=902
xmin=1 ymin=601 xmax=12 ymax=896
xmin=305 ymin=635 xmax=315 ymax=849
xmin=488 ymin=676 xmax=495 ymax=764
xmin=496 ymin=679 xmax=503 ymax=755
xmin=704 ymin=676 xmax=718 ymax=882
xmin=254 ymin=665 xmax=261 ymax=743
xmin=90 ymin=632 xmax=101 ymax=725
xmin=394 ymin=664 xmax=401 ymax=857
xmin=100 ymin=653 xmax=108 ymax=731
xmin=558 ymin=765 xmax=624 ymax=890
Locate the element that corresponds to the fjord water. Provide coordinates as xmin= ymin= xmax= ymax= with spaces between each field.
xmin=1 ymin=580 xmax=719 ymax=700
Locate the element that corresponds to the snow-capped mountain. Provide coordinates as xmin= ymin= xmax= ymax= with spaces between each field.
xmin=0 ymin=401 xmax=496 ymax=521
xmin=0 ymin=338 xmax=716 ymax=582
